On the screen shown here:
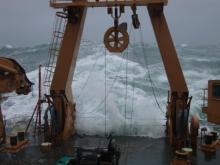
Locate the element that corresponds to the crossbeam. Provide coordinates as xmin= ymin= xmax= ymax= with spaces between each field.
xmin=50 ymin=0 xmax=167 ymax=8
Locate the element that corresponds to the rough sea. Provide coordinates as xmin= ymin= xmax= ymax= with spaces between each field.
xmin=1 ymin=40 xmax=220 ymax=138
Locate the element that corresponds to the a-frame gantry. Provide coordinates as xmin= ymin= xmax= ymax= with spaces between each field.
xmin=46 ymin=0 xmax=198 ymax=150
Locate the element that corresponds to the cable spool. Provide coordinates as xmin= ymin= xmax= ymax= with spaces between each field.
xmin=131 ymin=5 xmax=140 ymax=29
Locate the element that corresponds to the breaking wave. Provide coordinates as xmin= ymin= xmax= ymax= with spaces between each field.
xmin=1 ymin=41 xmax=220 ymax=138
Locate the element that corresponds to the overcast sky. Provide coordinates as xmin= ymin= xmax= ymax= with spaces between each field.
xmin=0 ymin=0 xmax=220 ymax=47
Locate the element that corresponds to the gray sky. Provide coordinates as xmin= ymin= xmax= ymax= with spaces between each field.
xmin=0 ymin=0 xmax=220 ymax=47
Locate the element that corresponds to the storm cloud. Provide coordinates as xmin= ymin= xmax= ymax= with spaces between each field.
xmin=0 ymin=0 xmax=219 ymax=47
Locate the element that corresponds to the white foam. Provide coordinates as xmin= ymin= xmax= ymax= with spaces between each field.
xmin=4 ymin=44 xmax=13 ymax=49
xmin=181 ymin=43 xmax=188 ymax=48
xmin=2 ymin=43 xmax=220 ymax=138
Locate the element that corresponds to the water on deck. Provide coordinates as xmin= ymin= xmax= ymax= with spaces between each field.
xmin=0 ymin=135 xmax=220 ymax=165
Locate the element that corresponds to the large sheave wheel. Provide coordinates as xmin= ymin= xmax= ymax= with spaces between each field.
xmin=104 ymin=26 xmax=129 ymax=53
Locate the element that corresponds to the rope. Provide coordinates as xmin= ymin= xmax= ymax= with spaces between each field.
xmin=138 ymin=26 xmax=165 ymax=114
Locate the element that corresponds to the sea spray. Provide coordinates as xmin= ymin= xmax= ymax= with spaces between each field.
xmin=1 ymin=41 xmax=220 ymax=137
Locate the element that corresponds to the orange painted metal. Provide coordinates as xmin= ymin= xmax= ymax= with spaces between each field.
xmin=202 ymin=80 xmax=220 ymax=125
xmin=50 ymin=8 xmax=87 ymax=139
xmin=104 ymin=26 xmax=129 ymax=53
xmin=0 ymin=57 xmax=32 ymax=145
xmin=0 ymin=57 xmax=33 ymax=94
xmin=48 ymin=1 xmax=193 ymax=150
xmin=50 ymin=0 xmax=168 ymax=8
xmin=148 ymin=4 xmax=190 ymax=149
xmin=190 ymin=116 xmax=199 ymax=149
xmin=148 ymin=5 xmax=187 ymax=93
xmin=0 ymin=105 xmax=5 ymax=144
xmin=1 ymin=140 xmax=29 ymax=153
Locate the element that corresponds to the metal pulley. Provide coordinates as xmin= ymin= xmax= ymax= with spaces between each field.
xmin=104 ymin=23 xmax=129 ymax=53
xmin=131 ymin=5 xmax=140 ymax=29
xmin=132 ymin=14 xmax=140 ymax=29
xmin=105 ymin=6 xmax=129 ymax=53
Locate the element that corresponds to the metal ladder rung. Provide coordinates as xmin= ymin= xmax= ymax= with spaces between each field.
xmin=43 ymin=80 xmax=52 ymax=83
xmin=43 ymin=12 xmax=67 ymax=94
xmin=54 ymin=31 xmax=64 ymax=35
xmin=47 ymin=65 xmax=56 ymax=68
xmin=54 ymin=35 xmax=64 ymax=39
xmin=49 ymin=48 xmax=60 ymax=52
xmin=45 ymin=69 xmax=55 ymax=73
xmin=43 ymin=84 xmax=51 ymax=87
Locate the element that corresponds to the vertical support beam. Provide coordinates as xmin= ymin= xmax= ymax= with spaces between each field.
xmin=51 ymin=8 xmax=87 ymax=92
xmin=147 ymin=4 xmax=187 ymax=93
xmin=147 ymin=4 xmax=190 ymax=149
xmin=50 ymin=7 xmax=87 ymax=139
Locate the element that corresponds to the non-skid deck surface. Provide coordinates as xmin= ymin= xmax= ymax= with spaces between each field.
xmin=0 ymin=136 xmax=220 ymax=164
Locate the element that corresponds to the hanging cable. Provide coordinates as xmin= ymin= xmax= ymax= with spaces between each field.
xmin=125 ymin=23 xmax=133 ymax=135
xmin=138 ymin=29 xmax=167 ymax=107
xmin=75 ymin=53 xmax=100 ymax=100
xmin=138 ymin=26 xmax=165 ymax=114
xmin=75 ymin=50 xmax=126 ymax=115
xmin=129 ymin=28 xmax=136 ymax=135
xmin=76 ymin=24 xmax=133 ymax=116
xmin=104 ymin=47 xmax=107 ymax=136
xmin=124 ymin=38 xmax=129 ymax=135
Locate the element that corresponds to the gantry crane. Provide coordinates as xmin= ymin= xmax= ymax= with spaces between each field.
xmin=46 ymin=0 xmax=199 ymax=149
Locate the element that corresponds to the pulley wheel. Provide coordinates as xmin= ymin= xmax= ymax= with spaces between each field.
xmin=104 ymin=27 xmax=129 ymax=53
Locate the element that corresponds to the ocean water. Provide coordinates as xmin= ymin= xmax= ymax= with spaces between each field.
xmin=1 ymin=40 xmax=220 ymax=138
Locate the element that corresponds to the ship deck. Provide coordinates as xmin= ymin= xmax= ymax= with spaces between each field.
xmin=0 ymin=135 xmax=220 ymax=164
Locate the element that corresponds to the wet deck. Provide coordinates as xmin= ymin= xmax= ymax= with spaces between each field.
xmin=0 ymin=136 xmax=220 ymax=165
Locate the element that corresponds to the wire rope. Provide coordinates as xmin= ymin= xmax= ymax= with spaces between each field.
xmin=138 ymin=26 xmax=165 ymax=114
xmin=104 ymin=47 xmax=107 ymax=136
xmin=124 ymin=36 xmax=129 ymax=135
xmin=75 ymin=52 xmax=100 ymax=100
xmin=76 ymin=24 xmax=133 ymax=116
xmin=75 ymin=51 xmax=126 ymax=115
